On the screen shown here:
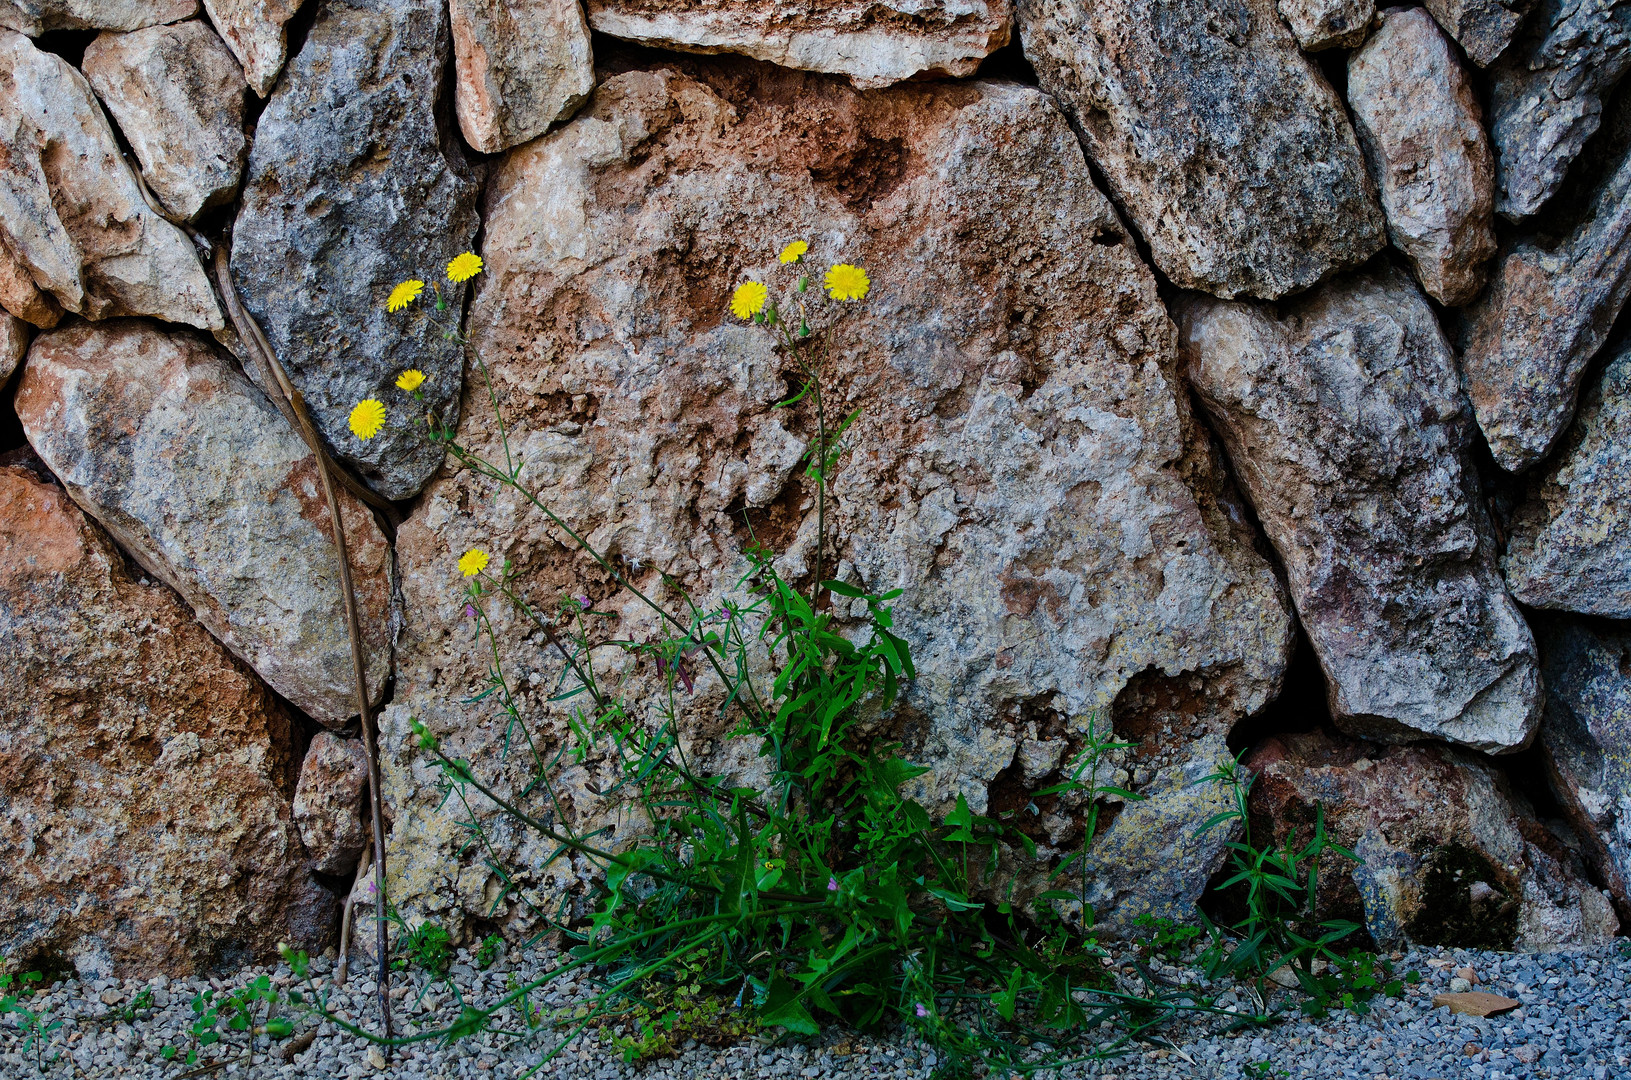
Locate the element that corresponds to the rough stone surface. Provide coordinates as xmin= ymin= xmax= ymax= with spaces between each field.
xmin=584 ymin=0 xmax=1011 ymax=89
xmin=1458 ymin=139 xmax=1631 ymax=473
xmin=0 ymin=0 xmax=192 ymax=34
xmin=199 ymin=0 xmax=299 ymax=97
xmin=1348 ymin=7 xmax=1497 ymax=306
xmin=1536 ymin=618 xmax=1631 ymax=910
xmin=450 ymin=0 xmax=594 ymax=155
xmin=1 ymin=311 xmax=23 ymax=381
xmin=1015 ymin=0 xmax=1384 ymax=300
xmin=1249 ymin=730 xmax=1619 ymax=952
xmin=1503 ymin=346 xmax=1631 ymax=618
xmin=1489 ymin=0 xmax=1631 ymax=219
xmin=0 ymin=239 xmax=62 ymax=328
xmin=1277 ymin=0 xmax=1373 ymax=50
xmin=292 ymin=731 xmax=369 ymax=876
xmin=15 ymin=320 xmax=393 ymax=727
xmin=0 ymin=31 xmax=221 ymax=330
xmin=1180 ymin=267 xmax=1541 ymax=754
xmin=81 ymin=21 xmax=248 ymax=222
xmin=1422 ymin=0 xmax=1531 ymax=65
xmin=232 ymin=0 xmax=480 ymax=501
xmin=380 ymin=62 xmax=1294 ymax=938
xmin=0 ymin=464 xmax=333 ymax=979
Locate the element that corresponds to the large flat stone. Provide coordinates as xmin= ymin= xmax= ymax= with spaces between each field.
xmin=232 ymin=0 xmax=480 ymax=501
xmin=15 ymin=320 xmax=393 ymax=727
xmin=450 ymin=0 xmax=594 ymax=154
xmin=0 ymin=463 xmax=333 ymax=979
xmin=293 ymin=731 xmax=369 ymax=876
xmin=1180 ymin=267 xmax=1541 ymax=753
xmin=1015 ymin=0 xmax=1385 ymax=300
xmin=380 ymin=63 xmax=1294 ymax=937
xmin=0 ymin=0 xmax=192 ymax=34
xmin=199 ymin=0 xmax=300 ymax=96
xmin=0 ymin=30 xmax=221 ymax=330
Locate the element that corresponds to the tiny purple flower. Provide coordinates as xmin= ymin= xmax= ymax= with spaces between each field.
xmin=827 ymin=877 xmax=839 ymax=893
xmin=576 ymin=595 xmax=592 ymax=609
xmin=914 ymin=1003 xmax=928 ymax=1019
xmin=464 ymin=604 xmax=477 ymax=619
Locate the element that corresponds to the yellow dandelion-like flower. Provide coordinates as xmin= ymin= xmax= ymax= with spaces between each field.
xmin=824 ymin=264 xmax=870 ymax=301
xmin=458 ymin=548 xmax=489 ymax=577
xmin=778 ymin=240 xmax=808 ymax=264
xmin=446 ymin=252 xmax=484 ymax=283
xmin=730 ymin=281 xmax=769 ymax=319
xmin=395 ymin=369 xmax=426 ymax=392
xmin=349 ymin=399 xmax=386 ymax=440
xmin=386 ymin=279 xmax=424 ymax=313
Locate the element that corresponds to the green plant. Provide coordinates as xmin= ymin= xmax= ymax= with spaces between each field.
xmin=1 ymin=971 xmax=62 ymax=1074
xmin=160 ymin=965 xmax=301 ymax=1067
xmin=1244 ymin=1059 xmax=1289 ymax=1078
xmin=1131 ymin=914 xmax=1202 ymax=962
xmin=391 ymin=913 xmax=455 ymax=978
xmin=475 ymin=933 xmax=504 ymax=970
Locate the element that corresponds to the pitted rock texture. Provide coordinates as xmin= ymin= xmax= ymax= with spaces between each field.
xmin=293 ymin=731 xmax=369 ymax=876
xmin=15 ymin=320 xmax=393 ymax=727
xmin=0 ymin=31 xmax=221 ymax=331
xmin=0 ymin=239 xmax=62 ymax=328
xmin=1348 ymin=7 xmax=1496 ymax=306
xmin=1180 ymin=267 xmax=1541 ymax=754
xmin=199 ymin=0 xmax=300 ymax=96
xmin=1277 ymin=0 xmax=1373 ymax=50
xmin=0 ymin=0 xmax=192 ymax=34
xmin=0 ymin=464 xmax=334 ymax=980
xmin=380 ymin=62 xmax=1294 ymax=937
xmin=82 ymin=20 xmax=249 ymax=222
xmin=233 ymin=0 xmax=480 ymax=501
xmin=1537 ymin=618 xmax=1631 ymax=909
xmin=1248 ymin=731 xmax=1618 ymax=952
xmin=1422 ymin=0 xmax=1530 ymax=65
xmin=1503 ymin=345 xmax=1631 ymax=618
xmin=1458 ymin=139 xmax=1631 ymax=473
xmin=1489 ymin=0 xmax=1631 ymax=219
xmin=1 ymin=311 xmax=23 ymax=380
xmin=1015 ymin=0 xmax=1384 ymax=300
xmin=451 ymin=0 xmax=594 ymax=154
xmin=584 ymin=0 xmax=1011 ymax=89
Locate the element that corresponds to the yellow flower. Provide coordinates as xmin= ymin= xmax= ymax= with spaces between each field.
xmin=458 ymin=548 xmax=489 ymax=577
xmin=386 ymin=279 xmax=424 ymax=313
xmin=395 ymin=369 xmax=426 ymax=392
xmin=824 ymin=264 xmax=870 ymax=301
xmin=348 ymin=399 xmax=386 ymax=440
xmin=778 ymin=240 xmax=808 ymax=264
xmin=446 ymin=252 xmax=484 ymax=283
xmin=730 ymin=281 xmax=769 ymax=319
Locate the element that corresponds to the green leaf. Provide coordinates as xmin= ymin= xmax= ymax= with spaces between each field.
xmin=759 ymin=976 xmax=820 ymax=1035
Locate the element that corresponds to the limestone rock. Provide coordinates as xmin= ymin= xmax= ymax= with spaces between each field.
xmin=1015 ymin=0 xmax=1384 ymax=300
xmin=0 ymin=464 xmax=333 ymax=979
xmin=1348 ymin=8 xmax=1496 ymax=306
xmin=1180 ymin=267 xmax=1541 ymax=753
xmin=1489 ymin=0 xmax=1631 ymax=219
xmin=1248 ymin=731 xmax=1618 ymax=951
xmin=583 ymin=0 xmax=1012 ymax=89
xmin=0 ymin=0 xmax=192 ymax=34
xmin=450 ymin=0 xmax=594 ymax=155
xmin=293 ymin=731 xmax=369 ymax=875
xmin=1422 ymin=0 xmax=1531 ymax=65
xmin=0 ymin=240 xmax=61 ymax=328
xmin=1536 ymin=618 xmax=1631 ymax=908
xmin=1458 ymin=142 xmax=1631 ymax=473
xmin=1503 ymin=346 xmax=1631 ymax=618
xmin=0 ymin=31 xmax=221 ymax=330
xmin=82 ymin=21 xmax=248 ymax=222
xmin=379 ymin=64 xmax=1294 ymax=937
xmin=199 ymin=0 xmax=300 ymax=96
xmin=1277 ymin=0 xmax=1373 ymax=50
xmin=1 ymin=312 xmax=24 ymax=381
xmin=15 ymin=320 xmax=393 ymax=727
xmin=232 ymin=0 xmax=480 ymax=501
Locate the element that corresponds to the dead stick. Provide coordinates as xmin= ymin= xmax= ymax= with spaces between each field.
xmin=335 ymin=846 xmax=373 ymax=986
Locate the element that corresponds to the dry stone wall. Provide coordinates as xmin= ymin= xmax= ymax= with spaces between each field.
xmin=0 ymin=0 xmax=1627 ymax=977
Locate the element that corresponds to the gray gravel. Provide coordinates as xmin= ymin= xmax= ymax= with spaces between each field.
xmin=2 ymin=942 xmax=1628 ymax=1078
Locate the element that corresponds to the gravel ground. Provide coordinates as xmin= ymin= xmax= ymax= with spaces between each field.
xmin=3 ymin=942 xmax=1628 ymax=1079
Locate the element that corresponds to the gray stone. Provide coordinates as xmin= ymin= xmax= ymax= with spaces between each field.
xmin=82 ymin=20 xmax=249 ymax=222
xmin=1490 ymin=0 xmax=1631 ymax=219
xmin=0 ymin=239 xmax=62 ymax=328
xmin=584 ymin=0 xmax=1012 ymax=89
xmin=232 ymin=0 xmax=480 ymax=501
xmin=0 ymin=30 xmax=221 ymax=330
xmin=1422 ymin=0 xmax=1531 ymax=65
xmin=293 ymin=731 xmax=369 ymax=875
xmin=0 ymin=0 xmax=192 ymax=34
xmin=1348 ymin=7 xmax=1497 ymax=306
xmin=1015 ymin=0 xmax=1384 ymax=300
xmin=1459 ymin=140 xmax=1631 ymax=473
xmin=1277 ymin=0 xmax=1373 ymax=50
xmin=198 ymin=0 xmax=300 ymax=96
xmin=1503 ymin=346 xmax=1631 ymax=618
xmin=15 ymin=320 xmax=393 ymax=727
xmin=1180 ymin=266 xmax=1541 ymax=753
xmin=0 ymin=311 xmax=23 ymax=381
xmin=451 ymin=0 xmax=594 ymax=154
